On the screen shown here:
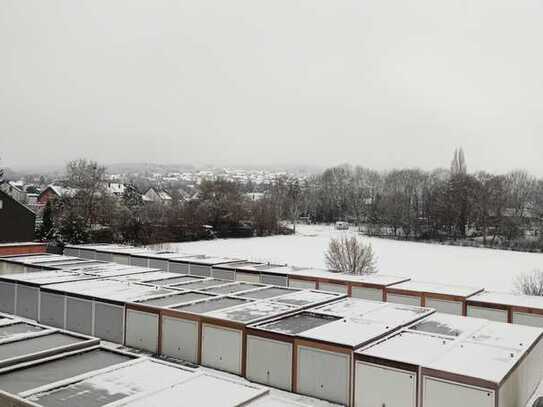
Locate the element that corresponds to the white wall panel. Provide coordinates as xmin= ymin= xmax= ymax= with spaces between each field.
xmin=466 ymin=305 xmax=508 ymax=323
xmin=161 ymin=316 xmax=199 ymax=363
xmin=201 ymin=324 xmax=243 ymax=375
xmin=425 ymin=298 xmax=463 ymax=315
xmin=355 ymin=362 xmax=416 ymax=407
xmin=288 ymin=279 xmax=316 ymax=289
xmin=423 ymin=377 xmax=494 ymax=407
xmin=351 ymin=286 xmax=383 ymax=302
xmin=297 ymin=346 xmax=350 ymax=405
xmin=125 ymin=309 xmax=159 ymax=353
xmin=319 ymin=282 xmax=348 ymax=294
xmin=386 ymin=293 xmax=422 ymax=307
xmin=246 ymin=335 xmax=292 ymax=391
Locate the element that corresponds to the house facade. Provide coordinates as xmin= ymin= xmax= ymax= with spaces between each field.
xmin=0 ymin=190 xmax=36 ymax=243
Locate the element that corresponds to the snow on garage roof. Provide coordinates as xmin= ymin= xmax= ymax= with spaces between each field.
xmin=112 ymin=271 xmax=189 ymax=283
xmin=387 ymin=280 xmax=484 ymax=297
xmin=169 ymin=254 xmax=242 ymax=265
xmin=310 ymin=297 xmax=388 ymax=317
xmin=42 ymin=279 xmax=173 ymax=302
xmin=424 ymin=340 xmax=527 ymax=384
xmin=113 ymin=373 xmax=268 ymax=406
xmin=468 ymin=290 xmax=543 ymax=309
xmin=407 ymin=312 xmax=488 ymax=338
xmin=205 ymin=300 xmax=299 ymax=324
xmin=212 ymin=261 xmax=267 ymax=271
xmin=297 ymin=303 xmax=433 ymax=348
xmin=284 ymin=268 xmax=410 ymax=286
xmin=357 ymin=330 xmax=455 ymax=366
xmin=0 ymin=270 xmax=96 ymax=286
xmin=25 ymin=358 xmax=195 ymax=406
xmin=270 ymin=290 xmax=345 ymax=306
xmin=130 ymin=251 xmax=196 ymax=260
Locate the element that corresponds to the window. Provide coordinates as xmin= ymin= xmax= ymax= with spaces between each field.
xmin=0 ymin=199 xmax=3 ymax=209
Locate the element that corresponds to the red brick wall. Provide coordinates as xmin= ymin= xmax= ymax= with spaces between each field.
xmin=0 ymin=244 xmax=47 ymax=256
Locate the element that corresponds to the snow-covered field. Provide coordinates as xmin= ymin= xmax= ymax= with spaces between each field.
xmin=152 ymin=224 xmax=543 ymax=292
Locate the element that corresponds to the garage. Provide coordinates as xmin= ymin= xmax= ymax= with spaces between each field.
xmin=356 ymin=362 xmax=417 ymax=407
xmin=354 ymin=313 xmax=488 ymax=407
xmin=0 ymin=270 xmax=95 ymax=323
xmin=294 ymin=301 xmax=433 ymax=406
xmin=467 ymin=291 xmax=543 ymax=328
xmin=201 ymin=300 xmax=299 ymax=375
xmin=42 ymin=278 xmax=174 ymax=344
xmin=421 ymin=321 xmax=543 ymax=407
xmin=125 ymin=290 xmax=218 ymax=354
xmin=158 ymin=296 xmax=251 ymax=364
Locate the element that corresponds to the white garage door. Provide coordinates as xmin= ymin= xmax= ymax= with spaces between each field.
xmin=512 ymin=311 xmax=543 ymax=328
xmin=16 ymin=285 xmax=40 ymax=320
xmin=125 ymin=309 xmax=159 ymax=353
xmin=161 ymin=316 xmax=199 ymax=363
xmin=236 ymin=272 xmax=260 ymax=283
xmin=246 ymin=335 xmax=292 ymax=391
xmin=425 ymin=298 xmax=463 ymax=315
xmin=355 ymin=361 xmax=416 ymax=407
xmin=0 ymin=282 xmax=16 ymax=314
xmin=351 ymin=286 xmax=383 ymax=302
xmin=289 ymin=279 xmax=316 ymax=289
xmin=201 ymin=324 xmax=243 ymax=375
xmin=319 ymin=282 xmax=348 ymax=294
xmin=387 ymin=293 xmax=422 ymax=307
xmin=39 ymin=292 xmax=65 ymax=329
xmin=423 ymin=377 xmax=494 ymax=407
xmin=297 ymin=346 xmax=350 ymax=406
xmin=466 ymin=305 xmax=508 ymax=323
xmin=113 ymin=254 xmax=130 ymax=265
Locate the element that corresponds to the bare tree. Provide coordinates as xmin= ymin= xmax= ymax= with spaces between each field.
xmin=0 ymin=156 xmax=4 ymax=183
xmin=514 ymin=270 xmax=543 ymax=296
xmin=325 ymin=235 xmax=377 ymax=274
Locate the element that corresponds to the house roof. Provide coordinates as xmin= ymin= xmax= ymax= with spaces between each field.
xmin=0 ymin=190 xmax=36 ymax=216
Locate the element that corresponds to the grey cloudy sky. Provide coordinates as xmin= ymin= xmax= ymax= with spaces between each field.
xmin=1 ymin=0 xmax=543 ymax=174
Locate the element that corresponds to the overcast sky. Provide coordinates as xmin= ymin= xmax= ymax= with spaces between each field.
xmin=1 ymin=0 xmax=543 ymax=174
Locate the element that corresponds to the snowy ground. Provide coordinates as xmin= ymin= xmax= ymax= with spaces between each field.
xmin=151 ymin=224 xmax=543 ymax=292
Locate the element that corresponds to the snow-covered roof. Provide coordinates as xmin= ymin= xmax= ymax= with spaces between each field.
xmin=468 ymin=290 xmax=543 ymax=310
xmin=407 ymin=312 xmax=488 ymax=338
xmin=170 ymin=254 xmax=242 ymax=266
xmin=387 ymin=280 xmax=484 ymax=297
xmin=425 ymin=340 xmax=525 ymax=384
xmin=113 ymin=271 xmax=186 ymax=283
xmin=251 ymin=298 xmax=433 ymax=348
xmin=311 ymin=297 xmax=387 ymax=317
xmin=113 ymin=373 xmax=267 ymax=406
xmin=205 ymin=300 xmax=299 ymax=323
xmin=26 ymin=359 xmax=195 ymax=406
xmin=358 ymin=330 xmax=455 ymax=365
xmin=44 ymin=184 xmax=78 ymax=198
xmin=214 ymin=261 xmax=271 ymax=272
xmin=105 ymin=182 xmax=126 ymax=195
xmin=271 ymin=290 xmax=345 ymax=307
xmin=43 ymin=279 xmax=173 ymax=302
xmin=358 ymin=315 xmax=543 ymax=385
xmin=1 ymin=254 xmax=74 ymax=265
xmin=0 ymin=270 xmax=95 ymax=286
xmin=261 ymin=266 xmax=409 ymax=287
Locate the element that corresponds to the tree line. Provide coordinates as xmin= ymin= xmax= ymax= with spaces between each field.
xmin=40 ymin=159 xmax=297 ymax=245
xmin=293 ymin=149 xmax=543 ymax=251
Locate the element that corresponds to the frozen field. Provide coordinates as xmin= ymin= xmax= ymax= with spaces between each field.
xmin=152 ymin=224 xmax=543 ymax=292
